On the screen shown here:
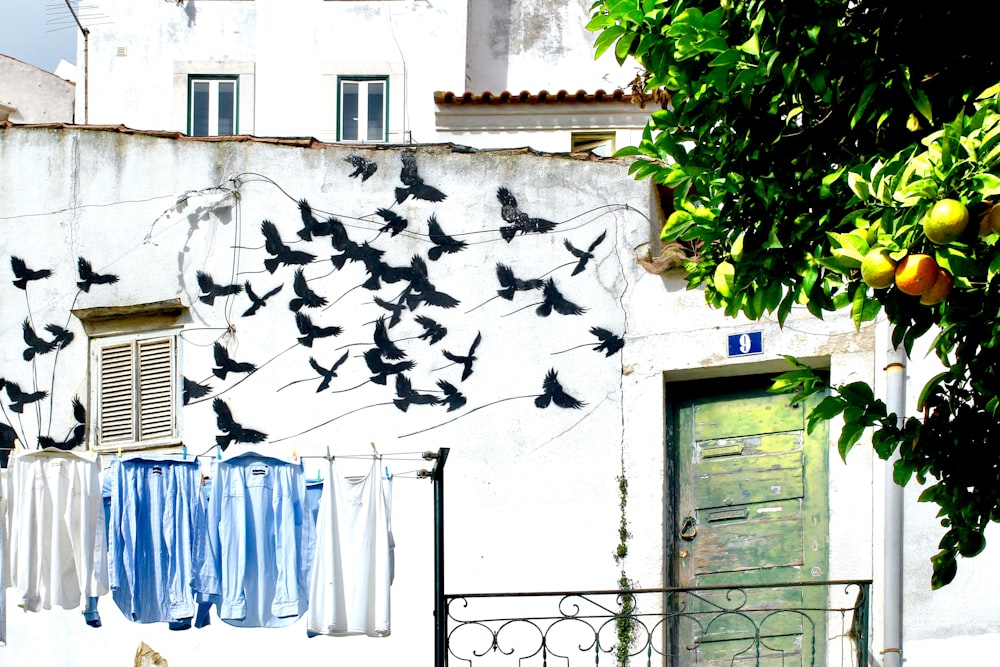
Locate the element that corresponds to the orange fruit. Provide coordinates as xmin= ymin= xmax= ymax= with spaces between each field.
xmin=860 ymin=248 xmax=897 ymax=289
xmin=919 ymin=268 xmax=954 ymax=305
xmin=895 ymin=254 xmax=939 ymax=296
xmin=923 ymin=199 xmax=969 ymax=244
xmin=991 ymin=204 xmax=1000 ymax=235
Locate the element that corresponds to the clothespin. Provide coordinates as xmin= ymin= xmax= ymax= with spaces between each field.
xmin=325 ymin=446 xmax=331 ymax=462
xmin=292 ymin=445 xmax=298 ymax=462
xmin=316 ymin=469 xmax=322 ymax=483
xmin=183 ymin=445 xmax=188 ymax=460
xmin=216 ymin=445 xmax=222 ymax=460
xmin=13 ymin=437 xmax=21 ymax=451
xmin=117 ymin=445 xmax=122 ymax=458
xmin=370 ymin=441 xmax=379 ymax=458
xmin=385 ymin=466 xmax=391 ymax=480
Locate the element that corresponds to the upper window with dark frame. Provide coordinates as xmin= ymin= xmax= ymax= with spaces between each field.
xmin=188 ymin=76 xmax=238 ymax=137
xmin=338 ymin=76 xmax=387 ymax=143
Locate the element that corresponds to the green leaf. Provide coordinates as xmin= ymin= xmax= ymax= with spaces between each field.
xmin=593 ymin=25 xmax=626 ymax=60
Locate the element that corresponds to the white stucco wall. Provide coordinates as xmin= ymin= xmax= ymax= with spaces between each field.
xmin=0 ymin=55 xmax=75 ymax=123
xmin=0 ymin=126 xmax=998 ymax=665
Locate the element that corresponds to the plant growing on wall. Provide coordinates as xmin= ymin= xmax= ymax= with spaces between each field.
xmin=613 ymin=448 xmax=635 ymax=666
xmin=588 ymin=0 xmax=1000 ymax=587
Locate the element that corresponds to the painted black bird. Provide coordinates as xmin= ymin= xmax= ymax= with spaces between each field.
xmin=496 ymin=187 xmax=557 ymax=242
xmin=309 ymin=351 xmax=350 ymax=392
xmin=565 ymin=230 xmax=607 ymax=276
xmin=427 ymin=214 xmax=467 ymax=261
xmin=288 ymin=268 xmax=327 ymax=311
xmin=401 ymin=255 xmax=459 ymax=311
xmin=213 ymin=398 xmax=267 ymax=450
xmin=442 ymin=331 xmax=482 ymax=381
xmin=535 ymin=369 xmax=585 ymax=410
xmin=590 ymin=327 xmax=625 ymax=357
xmin=537 ymin=278 xmax=586 ymax=317
xmin=183 ymin=377 xmax=212 ymax=405
xmin=77 ymin=257 xmax=119 ymax=292
xmin=327 ymin=215 xmax=352 ymax=253
xmin=436 ymin=379 xmax=467 ymax=412
xmin=5 ymin=380 xmax=48 ymax=414
xmin=295 ymin=311 xmax=342 ymax=347
xmin=38 ymin=397 xmax=86 ymax=450
xmin=496 ymin=263 xmax=543 ymax=300
xmin=415 ymin=315 xmax=447 ymax=344
xmin=45 ymin=324 xmax=74 ymax=349
xmin=363 ymin=348 xmax=415 ymax=385
xmin=395 ymin=150 xmax=447 ymax=203
xmin=373 ymin=295 xmax=408 ymax=329
xmin=393 ymin=373 xmax=440 ymax=412
xmin=297 ymin=199 xmax=333 ymax=241
xmin=375 ymin=208 xmax=409 ymax=237
xmin=261 ymin=220 xmax=315 ymax=273
xmin=197 ymin=271 xmax=243 ymax=306
xmin=0 ymin=421 xmax=16 ymax=467
xmin=11 ymin=256 xmax=52 ymax=290
xmin=212 ymin=342 xmax=256 ymax=380
xmin=242 ymin=281 xmax=283 ymax=317
xmin=373 ymin=316 xmax=406 ymax=360
xmin=363 ymin=255 xmax=413 ymax=292
xmin=345 ymin=155 xmax=378 ymax=182
xmin=22 ymin=319 xmax=56 ymax=361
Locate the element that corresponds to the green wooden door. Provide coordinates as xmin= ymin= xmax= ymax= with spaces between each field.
xmin=670 ymin=380 xmax=828 ymax=667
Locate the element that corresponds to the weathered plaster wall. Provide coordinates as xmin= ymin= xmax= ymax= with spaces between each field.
xmin=0 ymin=55 xmax=75 ymax=123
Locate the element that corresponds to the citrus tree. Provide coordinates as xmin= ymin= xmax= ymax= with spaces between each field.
xmin=588 ymin=0 xmax=1000 ymax=587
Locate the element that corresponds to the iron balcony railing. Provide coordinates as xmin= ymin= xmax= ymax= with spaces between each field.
xmin=442 ymin=580 xmax=870 ymax=667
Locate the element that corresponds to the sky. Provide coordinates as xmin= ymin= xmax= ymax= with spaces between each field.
xmin=0 ymin=0 xmax=80 ymax=73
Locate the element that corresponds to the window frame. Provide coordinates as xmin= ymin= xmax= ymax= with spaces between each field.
xmin=187 ymin=75 xmax=240 ymax=137
xmin=89 ymin=329 xmax=183 ymax=453
xmin=337 ymin=75 xmax=389 ymax=143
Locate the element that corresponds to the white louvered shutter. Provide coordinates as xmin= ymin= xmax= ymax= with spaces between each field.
xmin=137 ymin=337 xmax=175 ymax=441
xmin=99 ymin=342 xmax=136 ymax=444
xmin=97 ymin=334 xmax=177 ymax=447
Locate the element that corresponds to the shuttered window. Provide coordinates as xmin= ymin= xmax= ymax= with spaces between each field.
xmin=95 ymin=333 xmax=179 ymax=450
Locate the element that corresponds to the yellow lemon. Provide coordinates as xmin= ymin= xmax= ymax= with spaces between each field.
xmin=860 ymin=247 xmax=897 ymax=289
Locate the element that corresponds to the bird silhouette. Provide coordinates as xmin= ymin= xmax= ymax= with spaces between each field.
xmin=373 ymin=316 xmax=406 ymax=360
xmin=213 ymin=398 xmax=267 ymax=449
xmin=496 ymin=187 xmax=557 ymax=242
xmin=197 ymin=271 xmax=243 ymax=306
xmin=426 ymin=214 xmax=468 ymax=260
xmin=45 ymin=324 xmax=74 ymax=349
xmin=375 ymin=208 xmax=408 ymax=237
xmin=496 ymin=263 xmax=543 ymax=300
xmin=288 ymin=269 xmax=327 ymax=311
xmin=442 ymin=331 xmax=482 ymax=381
xmin=537 ymin=278 xmax=586 ymax=317
xmin=364 ymin=348 xmax=415 ymax=385
xmin=415 ymin=315 xmax=447 ymax=344
xmin=401 ymin=255 xmax=459 ymax=311
xmin=5 ymin=380 xmax=48 ymax=414
xmin=362 ymin=255 xmax=412 ymax=291
xmin=183 ymin=377 xmax=212 ymax=404
xmin=77 ymin=257 xmax=119 ymax=292
xmin=395 ymin=150 xmax=447 ymax=203
xmin=345 ymin=155 xmax=378 ymax=182
xmin=565 ymin=230 xmax=607 ymax=276
xmin=297 ymin=199 xmax=333 ymax=241
xmin=309 ymin=351 xmax=350 ymax=392
xmin=295 ymin=311 xmax=342 ymax=347
xmin=590 ymin=327 xmax=625 ymax=356
xmin=22 ymin=319 xmax=56 ymax=361
xmin=535 ymin=369 xmax=585 ymax=409
xmin=212 ymin=342 xmax=256 ymax=380
xmin=327 ymin=215 xmax=352 ymax=253
xmin=11 ymin=256 xmax=52 ymax=290
xmin=261 ymin=220 xmax=315 ymax=273
xmin=373 ymin=295 xmax=408 ymax=329
xmin=38 ymin=397 xmax=86 ymax=450
xmin=242 ymin=281 xmax=283 ymax=317
xmin=393 ymin=373 xmax=440 ymax=412
xmin=436 ymin=379 xmax=467 ymax=412
xmin=1 ymin=421 xmax=16 ymax=467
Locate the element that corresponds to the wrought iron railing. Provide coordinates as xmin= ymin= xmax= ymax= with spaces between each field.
xmin=442 ymin=580 xmax=870 ymax=667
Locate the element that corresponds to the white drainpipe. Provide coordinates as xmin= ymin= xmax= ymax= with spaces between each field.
xmin=883 ymin=341 xmax=906 ymax=667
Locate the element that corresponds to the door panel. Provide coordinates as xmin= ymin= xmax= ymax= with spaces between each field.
xmin=670 ymin=380 xmax=828 ymax=667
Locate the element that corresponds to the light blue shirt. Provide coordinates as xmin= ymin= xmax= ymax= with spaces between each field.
xmin=198 ymin=452 xmax=313 ymax=628
xmin=107 ymin=456 xmax=210 ymax=625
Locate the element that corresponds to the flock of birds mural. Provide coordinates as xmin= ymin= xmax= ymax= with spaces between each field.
xmin=1 ymin=150 xmax=626 ymax=461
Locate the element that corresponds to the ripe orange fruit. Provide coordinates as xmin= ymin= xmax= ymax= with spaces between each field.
xmin=919 ymin=268 xmax=954 ymax=305
xmin=860 ymin=248 xmax=897 ymax=289
xmin=923 ymin=199 xmax=969 ymax=244
xmin=895 ymin=254 xmax=939 ymax=296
